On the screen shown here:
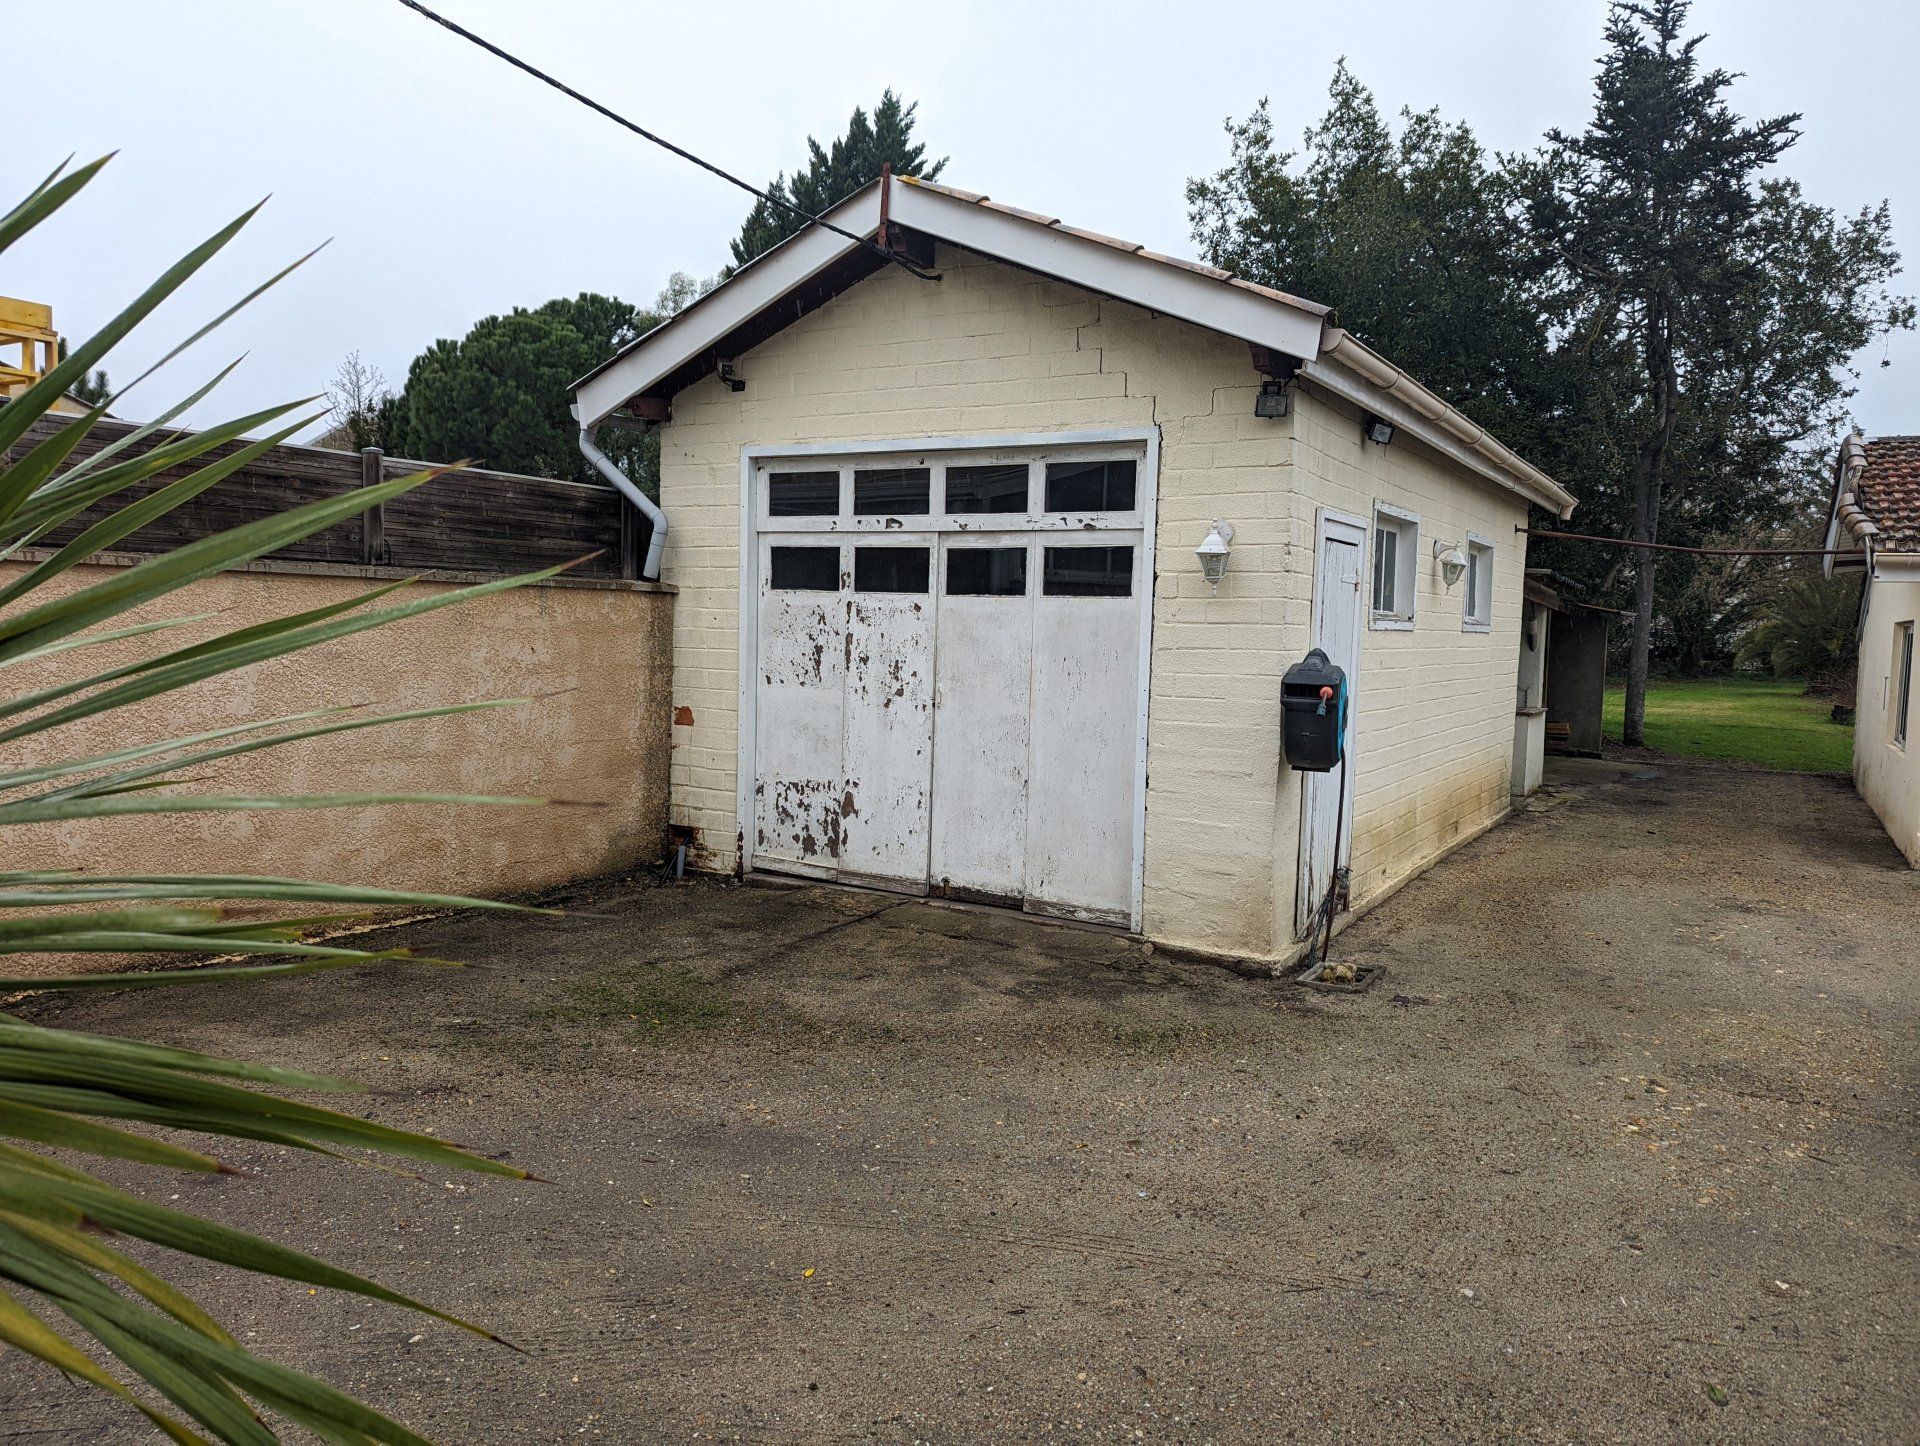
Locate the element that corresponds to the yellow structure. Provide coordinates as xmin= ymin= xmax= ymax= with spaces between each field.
xmin=0 ymin=295 xmax=88 ymax=414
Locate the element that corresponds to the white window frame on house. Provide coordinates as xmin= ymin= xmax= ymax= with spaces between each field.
xmin=1462 ymin=532 xmax=1494 ymax=633
xmin=1895 ymin=620 xmax=1914 ymax=750
xmin=1369 ymin=501 xmax=1420 ymax=631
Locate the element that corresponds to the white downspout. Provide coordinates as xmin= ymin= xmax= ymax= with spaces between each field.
xmin=574 ymin=409 xmax=667 ymax=580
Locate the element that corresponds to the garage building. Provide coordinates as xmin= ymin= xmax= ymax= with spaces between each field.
xmin=573 ymin=175 xmax=1576 ymax=967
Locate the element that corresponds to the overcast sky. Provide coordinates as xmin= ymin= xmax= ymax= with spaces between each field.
xmin=6 ymin=0 xmax=1916 ymax=444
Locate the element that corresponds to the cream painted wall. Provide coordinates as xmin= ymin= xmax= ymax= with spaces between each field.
xmin=655 ymin=243 xmax=1534 ymax=962
xmin=2 ymin=561 xmax=674 ymax=975
xmin=1285 ymin=388 xmax=1530 ymax=938
xmin=1853 ymin=570 xmax=1920 ymax=866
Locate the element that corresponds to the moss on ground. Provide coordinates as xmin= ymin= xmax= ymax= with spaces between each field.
xmin=542 ymin=962 xmax=732 ymax=1036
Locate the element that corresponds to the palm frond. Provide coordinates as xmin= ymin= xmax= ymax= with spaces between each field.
xmin=0 ymin=155 xmax=557 ymax=1441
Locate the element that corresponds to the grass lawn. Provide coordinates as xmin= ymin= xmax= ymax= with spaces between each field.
xmin=1603 ymin=676 xmax=1853 ymax=772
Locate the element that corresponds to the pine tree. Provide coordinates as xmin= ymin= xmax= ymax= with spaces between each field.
xmin=393 ymin=293 xmax=660 ymax=485
xmin=1186 ymin=65 xmax=1559 ymax=457
xmin=728 ymin=90 xmax=945 ymax=271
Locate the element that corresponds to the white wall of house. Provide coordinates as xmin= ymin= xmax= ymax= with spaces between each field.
xmin=655 ymin=243 xmax=1531 ymax=962
xmin=1286 ymin=387 xmax=1530 ymax=927
xmin=1854 ymin=568 xmax=1920 ymax=866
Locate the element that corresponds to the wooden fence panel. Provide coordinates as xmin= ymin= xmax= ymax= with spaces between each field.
xmin=6 ymin=416 xmax=639 ymax=579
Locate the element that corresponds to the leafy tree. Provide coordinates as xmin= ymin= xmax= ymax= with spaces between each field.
xmin=2 ymin=156 xmax=554 ymax=1443
xmin=1186 ymin=65 xmax=1558 ymax=450
xmin=1520 ymin=0 xmax=1911 ymax=741
xmin=729 ymin=90 xmax=946 ymax=271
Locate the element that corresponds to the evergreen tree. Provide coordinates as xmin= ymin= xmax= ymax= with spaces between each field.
xmin=728 ymin=90 xmax=945 ymax=271
xmin=1522 ymin=0 xmax=1910 ymax=741
xmin=393 ymin=292 xmax=661 ymax=486
xmin=1187 ymin=65 xmax=1556 ymax=450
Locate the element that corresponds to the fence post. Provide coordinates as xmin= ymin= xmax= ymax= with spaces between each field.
xmin=618 ymin=495 xmax=640 ymax=580
xmin=359 ymin=447 xmax=388 ymax=565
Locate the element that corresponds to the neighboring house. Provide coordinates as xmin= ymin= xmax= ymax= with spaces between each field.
xmin=1826 ymin=432 xmax=1920 ymax=866
xmin=572 ymin=175 xmax=1576 ymax=966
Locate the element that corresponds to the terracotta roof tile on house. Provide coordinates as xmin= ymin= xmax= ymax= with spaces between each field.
xmin=1857 ymin=435 xmax=1920 ymax=553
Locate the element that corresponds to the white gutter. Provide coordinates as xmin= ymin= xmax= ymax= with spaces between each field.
xmin=1823 ymin=431 xmax=1875 ymax=580
xmin=574 ymin=412 xmax=666 ymax=580
xmin=1315 ymin=328 xmax=1577 ymax=519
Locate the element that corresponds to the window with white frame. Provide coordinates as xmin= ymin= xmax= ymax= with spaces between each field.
xmin=1895 ymin=621 xmax=1914 ymax=749
xmin=1370 ymin=502 xmax=1420 ymax=628
xmin=1463 ymin=534 xmax=1494 ymax=631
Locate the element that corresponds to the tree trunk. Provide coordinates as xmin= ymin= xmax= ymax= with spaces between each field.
xmin=1624 ymin=453 xmax=1657 ymax=747
xmin=1623 ymin=283 xmax=1680 ymax=748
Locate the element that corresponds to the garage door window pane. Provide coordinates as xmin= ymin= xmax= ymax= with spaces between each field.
xmin=947 ymin=547 xmax=1027 ymax=597
xmin=854 ymin=546 xmax=930 ymax=593
xmin=769 ymin=546 xmax=839 ymax=591
xmin=854 ymin=467 xmax=930 ymax=515
xmin=1045 ymin=459 xmax=1136 ymax=512
xmin=768 ymin=470 xmax=839 ymax=516
xmin=945 ymin=464 xmax=1027 ymax=514
xmin=1043 ymin=545 xmax=1133 ymax=597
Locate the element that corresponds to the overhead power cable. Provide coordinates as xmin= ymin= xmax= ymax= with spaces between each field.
xmin=391 ymin=0 xmax=939 ymax=281
xmin=1522 ymin=527 xmax=1861 ymax=559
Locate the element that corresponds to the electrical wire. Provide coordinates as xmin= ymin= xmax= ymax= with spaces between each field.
xmin=1522 ymin=527 xmax=1863 ymax=559
xmin=391 ymin=0 xmax=939 ymax=281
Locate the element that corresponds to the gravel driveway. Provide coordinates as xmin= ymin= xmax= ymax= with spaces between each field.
xmin=4 ymin=758 xmax=1916 ymax=1442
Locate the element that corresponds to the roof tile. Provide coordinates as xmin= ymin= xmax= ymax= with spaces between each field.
xmin=1858 ymin=435 xmax=1920 ymax=553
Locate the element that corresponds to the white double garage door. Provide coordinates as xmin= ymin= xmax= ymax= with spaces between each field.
xmin=743 ymin=436 xmax=1154 ymax=927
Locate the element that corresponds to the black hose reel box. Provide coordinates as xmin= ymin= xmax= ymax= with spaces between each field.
xmin=1281 ymin=648 xmax=1348 ymax=772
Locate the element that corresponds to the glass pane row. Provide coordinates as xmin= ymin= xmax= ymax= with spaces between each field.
xmin=770 ymin=545 xmax=1133 ymax=598
xmin=765 ymin=459 xmax=1137 ymax=518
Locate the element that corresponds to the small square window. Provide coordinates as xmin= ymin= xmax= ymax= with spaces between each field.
xmin=945 ymin=464 xmax=1027 ymax=514
xmin=853 ymin=545 xmax=930 ymax=594
xmin=1464 ymin=536 xmax=1494 ymax=631
xmin=1370 ymin=505 xmax=1419 ymax=628
xmin=769 ymin=545 xmax=839 ymax=591
xmin=1045 ymin=459 xmax=1136 ymax=513
xmin=947 ymin=547 xmax=1027 ymax=597
xmin=1043 ymin=545 xmax=1133 ymax=597
xmin=854 ymin=467 xmax=930 ymax=516
xmin=768 ymin=471 xmax=838 ymax=516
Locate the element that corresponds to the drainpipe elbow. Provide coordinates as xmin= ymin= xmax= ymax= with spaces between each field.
xmin=575 ymin=410 xmax=667 ymax=581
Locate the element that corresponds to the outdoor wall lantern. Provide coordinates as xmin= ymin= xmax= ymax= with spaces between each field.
xmin=1196 ymin=519 xmax=1235 ymax=593
xmin=1362 ymin=414 xmax=1395 ymax=445
xmin=1433 ymin=539 xmax=1468 ymax=588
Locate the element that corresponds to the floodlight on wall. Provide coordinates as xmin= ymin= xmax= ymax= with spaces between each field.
xmin=1196 ymin=519 xmax=1235 ymax=593
xmin=1433 ymin=539 xmax=1468 ymax=588
xmin=1254 ymin=377 xmax=1292 ymax=418
xmin=1362 ymin=414 xmax=1395 ymax=445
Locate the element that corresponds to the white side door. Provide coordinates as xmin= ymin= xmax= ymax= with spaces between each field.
xmin=929 ymin=539 xmax=1033 ymax=905
xmin=1026 ymin=538 xmax=1143 ymax=924
xmin=1296 ymin=511 xmax=1364 ymax=938
xmin=754 ymin=539 xmax=846 ymax=877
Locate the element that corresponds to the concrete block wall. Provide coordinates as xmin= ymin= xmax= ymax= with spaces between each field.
xmin=657 ymin=243 xmax=1534 ymax=961
xmin=1286 ymin=387 xmax=1529 ymax=919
